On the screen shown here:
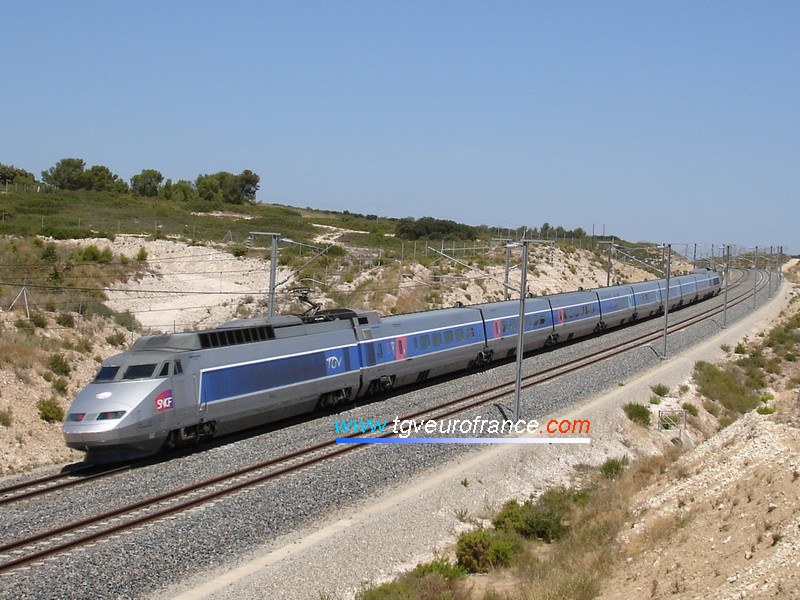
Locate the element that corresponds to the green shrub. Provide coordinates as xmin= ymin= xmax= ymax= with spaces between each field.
xmin=409 ymin=556 xmax=466 ymax=581
xmin=231 ymin=244 xmax=247 ymax=257
xmin=80 ymin=244 xmax=101 ymax=262
xmin=600 ymin=457 xmax=628 ymax=479
xmin=37 ymin=397 xmax=64 ymax=423
xmin=703 ymin=401 xmax=719 ymax=417
xmin=455 ymin=528 xmax=519 ymax=573
xmin=693 ymin=361 xmax=761 ymax=414
xmin=75 ymin=337 xmax=93 ymax=354
xmin=52 ymin=377 xmax=68 ymax=395
xmin=30 ymin=312 xmax=47 ymax=328
xmin=650 ymin=383 xmax=670 ymax=397
xmin=48 ymin=353 xmax=71 ymax=376
xmin=756 ymin=406 xmax=776 ymax=415
xmin=98 ymin=247 xmax=113 ymax=263
xmin=649 ymin=395 xmax=661 ymax=405
xmin=681 ymin=402 xmax=699 ymax=417
xmin=720 ymin=343 xmax=731 ymax=353
xmin=79 ymin=244 xmax=113 ymax=263
xmin=356 ymin=580 xmax=417 ymax=599
xmin=679 ymin=384 xmax=690 ymax=394
xmin=492 ymin=488 xmax=573 ymax=542
xmin=14 ymin=319 xmax=35 ymax=334
xmin=40 ymin=242 xmax=58 ymax=262
xmin=622 ymin=403 xmax=651 ymax=426
xmin=56 ymin=312 xmax=75 ymax=328
xmin=356 ymin=556 xmax=465 ymax=599
xmin=734 ymin=342 xmax=746 ymax=354
xmin=0 ymin=408 xmax=11 ymax=427
xmin=113 ymin=309 xmax=138 ymax=332
xmin=106 ymin=331 xmax=127 ymax=347
xmin=136 ymin=246 xmax=148 ymax=261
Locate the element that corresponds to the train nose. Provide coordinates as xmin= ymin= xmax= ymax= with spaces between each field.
xmin=62 ymin=380 xmax=163 ymax=441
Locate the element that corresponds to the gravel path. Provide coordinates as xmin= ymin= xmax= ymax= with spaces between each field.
xmin=0 ymin=272 xmax=786 ymax=600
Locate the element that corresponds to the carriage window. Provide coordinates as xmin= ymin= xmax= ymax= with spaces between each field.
xmin=420 ymin=336 xmax=431 ymax=349
xmin=376 ymin=343 xmax=383 ymax=359
xmin=174 ymin=360 xmax=183 ymax=374
xmin=455 ymin=329 xmax=464 ymax=342
xmin=158 ymin=362 xmax=171 ymax=378
xmin=444 ymin=330 xmax=454 ymax=344
xmin=432 ymin=332 xmax=442 ymax=347
xmin=466 ymin=327 xmax=475 ymax=339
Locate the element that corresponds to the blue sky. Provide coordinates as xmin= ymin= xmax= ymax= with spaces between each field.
xmin=3 ymin=1 xmax=797 ymax=252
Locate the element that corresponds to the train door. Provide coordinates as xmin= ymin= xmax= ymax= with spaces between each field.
xmin=169 ymin=359 xmax=186 ymax=422
xmin=179 ymin=354 xmax=203 ymax=424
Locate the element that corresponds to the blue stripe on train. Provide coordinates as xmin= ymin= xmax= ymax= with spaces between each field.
xmin=200 ymin=346 xmax=360 ymax=404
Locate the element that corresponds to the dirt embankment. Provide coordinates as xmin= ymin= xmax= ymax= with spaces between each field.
xmin=598 ymin=264 xmax=800 ymax=599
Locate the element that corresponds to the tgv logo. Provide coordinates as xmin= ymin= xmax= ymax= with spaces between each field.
xmin=326 ymin=355 xmax=343 ymax=370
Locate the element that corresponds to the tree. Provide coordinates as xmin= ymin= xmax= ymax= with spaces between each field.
xmin=172 ymin=179 xmax=196 ymax=202
xmin=395 ymin=216 xmax=479 ymax=240
xmin=195 ymin=173 xmax=223 ymax=203
xmin=571 ymin=227 xmax=587 ymax=238
xmin=130 ymin=169 xmax=164 ymax=197
xmin=238 ymin=169 xmax=259 ymax=203
xmin=0 ymin=163 xmax=35 ymax=185
xmin=86 ymin=165 xmax=128 ymax=193
xmin=539 ymin=222 xmax=551 ymax=238
xmin=194 ymin=169 xmax=260 ymax=204
xmin=41 ymin=158 xmax=89 ymax=190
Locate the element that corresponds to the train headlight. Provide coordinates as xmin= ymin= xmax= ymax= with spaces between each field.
xmin=97 ymin=411 xmax=127 ymax=420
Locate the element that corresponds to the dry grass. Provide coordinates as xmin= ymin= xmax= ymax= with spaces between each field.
xmin=0 ymin=330 xmax=50 ymax=371
xmin=480 ymin=451 xmax=683 ymax=600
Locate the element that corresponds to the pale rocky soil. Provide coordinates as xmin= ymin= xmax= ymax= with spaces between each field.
xmin=0 ymin=311 xmax=125 ymax=473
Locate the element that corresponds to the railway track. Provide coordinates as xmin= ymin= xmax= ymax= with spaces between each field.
xmin=0 ymin=464 xmax=134 ymax=507
xmin=0 ymin=268 xmax=771 ymax=574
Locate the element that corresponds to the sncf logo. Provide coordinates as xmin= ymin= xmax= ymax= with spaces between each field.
xmin=326 ymin=355 xmax=343 ymax=370
xmin=155 ymin=390 xmax=174 ymax=412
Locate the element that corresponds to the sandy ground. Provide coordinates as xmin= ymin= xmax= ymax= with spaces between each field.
xmin=102 ymin=236 xmax=293 ymax=332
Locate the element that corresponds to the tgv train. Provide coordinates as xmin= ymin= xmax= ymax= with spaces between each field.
xmin=63 ymin=269 xmax=721 ymax=461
